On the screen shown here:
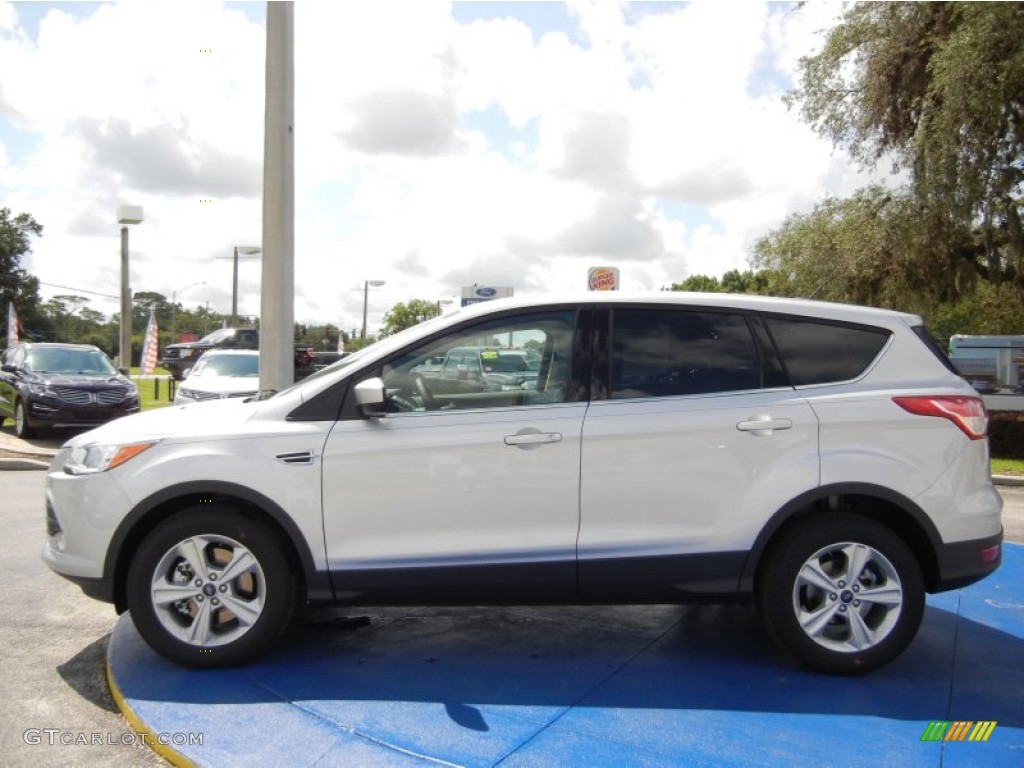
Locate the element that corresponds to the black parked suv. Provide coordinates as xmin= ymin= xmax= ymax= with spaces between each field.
xmin=0 ymin=342 xmax=139 ymax=438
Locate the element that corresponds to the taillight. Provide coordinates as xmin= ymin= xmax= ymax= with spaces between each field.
xmin=892 ymin=396 xmax=988 ymax=440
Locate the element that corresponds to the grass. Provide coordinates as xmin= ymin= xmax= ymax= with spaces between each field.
xmin=991 ymin=458 xmax=1024 ymax=476
xmin=128 ymin=367 xmax=176 ymax=411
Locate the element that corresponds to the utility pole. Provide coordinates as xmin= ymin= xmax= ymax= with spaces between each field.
xmin=260 ymin=1 xmax=295 ymax=392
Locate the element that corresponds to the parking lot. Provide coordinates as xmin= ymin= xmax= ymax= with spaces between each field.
xmin=2 ymin=436 xmax=1023 ymax=765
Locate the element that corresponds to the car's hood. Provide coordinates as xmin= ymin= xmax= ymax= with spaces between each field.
xmin=30 ymin=372 xmax=133 ymax=388
xmin=179 ymin=375 xmax=260 ymax=395
xmin=61 ymin=398 xmax=258 ymax=447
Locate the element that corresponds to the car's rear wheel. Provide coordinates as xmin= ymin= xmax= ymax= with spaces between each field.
xmin=13 ymin=400 xmax=36 ymax=438
xmin=757 ymin=513 xmax=924 ymax=675
xmin=126 ymin=507 xmax=297 ymax=668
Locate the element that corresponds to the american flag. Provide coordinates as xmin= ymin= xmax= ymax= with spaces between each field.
xmin=5 ymin=302 xmax=18 ymax=348
xmin=139 ymin=311 xmax=159 ymax=375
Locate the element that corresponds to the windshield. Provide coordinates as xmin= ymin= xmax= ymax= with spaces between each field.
xmin=27 ymin=347 xmax=118 ymax=375
xmin=199 ymin=328 xmax=237 ymax=344
xmin=190 ymin=354 xmax=259 ymax=377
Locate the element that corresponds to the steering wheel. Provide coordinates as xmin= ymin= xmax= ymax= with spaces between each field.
xmin=412 ymin=374 xmax=437 ymax=410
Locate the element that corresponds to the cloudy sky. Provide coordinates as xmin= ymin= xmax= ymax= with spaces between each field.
xmin=0 ymin=1 xmax=876 ymax=334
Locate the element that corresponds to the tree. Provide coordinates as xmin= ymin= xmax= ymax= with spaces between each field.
xmin=669 ymin=270 xmax=771 ymax=295
xmin=378 ymin=299 xmax=441 ymax=338
xmin=670 ymin=274 xmax=721 ymax=292
xmin=789 ymin=3 xmax=1024 ymax=295
xmin=0 ymin=207 xmax=46 ymax=341
xmin=752 ymin=186 xmax=931 ymax=307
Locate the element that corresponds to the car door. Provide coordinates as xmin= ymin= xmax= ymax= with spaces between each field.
xmin=577 ymin=306 xmax=820 ymax=600
xmin=321 ymin=308 xmax=588 ymax=603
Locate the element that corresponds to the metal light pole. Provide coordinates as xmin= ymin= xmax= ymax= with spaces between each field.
xmin=361 ymin=279 xmax=385 ymax=340
xmin=217 ymin=246 xmax=261 ymax=326
xmin=116 ymin=206 xmax=143 ymax=368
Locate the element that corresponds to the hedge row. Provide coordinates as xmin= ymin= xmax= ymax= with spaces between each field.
xmin=989 ymin=411 xmax=1024 ymax=460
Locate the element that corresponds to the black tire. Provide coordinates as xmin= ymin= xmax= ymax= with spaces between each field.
xmin=126 ymin=507 xmax=297 ymax=668
xmin=756 ymin=513 xmax=924 ymax=675
xmin=13 ymin=400 xmax=36 ymax=438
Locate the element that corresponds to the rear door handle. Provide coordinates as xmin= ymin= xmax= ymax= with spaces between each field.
xmin=504 ymin=432 xmax=562 ymax=447
xmin=737 ymin=417 xmax=793 ymax=435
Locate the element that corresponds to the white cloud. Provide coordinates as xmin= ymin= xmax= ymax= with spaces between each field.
xmin=0 ymin=0 xmax=877 ymax=334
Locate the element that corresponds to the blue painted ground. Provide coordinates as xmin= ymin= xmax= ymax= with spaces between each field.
xmin=108 ymin=543 xmax=1024 ymax=767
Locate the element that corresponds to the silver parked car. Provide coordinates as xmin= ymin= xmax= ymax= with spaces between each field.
xmin=173 ymin=349 xmax=260 ymax=405
xmin=42 ymin=292 xmax=1002 ymax=673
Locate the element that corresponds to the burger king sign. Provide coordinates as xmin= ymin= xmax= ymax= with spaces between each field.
xmin=588 ymin=266 xmax=619 ymax=291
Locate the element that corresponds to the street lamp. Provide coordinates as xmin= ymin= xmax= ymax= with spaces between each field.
xmin=217 ymin=246 xmax=261 ymax=326
xmin=361 ymin=279 xmax=386 ymax=341
xmin=170 ymin=281 xmax=206 ymax=336
xmin=117 ymin=205 xmax=143 ymax=368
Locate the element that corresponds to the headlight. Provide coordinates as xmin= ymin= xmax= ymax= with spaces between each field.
xmin=28 ymin=381 xmax=55 ymax=396
xmin=63 ymin=441 xmax=158 ymax=475
xmin=178 ymin=388 xmax=196 ymax=399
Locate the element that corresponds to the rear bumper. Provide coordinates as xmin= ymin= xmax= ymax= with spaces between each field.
xmin=931 ymin=529 xmax=1003 ymax=592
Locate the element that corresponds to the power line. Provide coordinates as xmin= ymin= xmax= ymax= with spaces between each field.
xmin=39 ymin=281 xmax=119 ymax=299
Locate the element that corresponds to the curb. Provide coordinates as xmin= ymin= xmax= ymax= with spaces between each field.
xmin=0 ymin=457 xmax=51 ymax=471
xmin=106 ymin=660 xmax=195 ymax=768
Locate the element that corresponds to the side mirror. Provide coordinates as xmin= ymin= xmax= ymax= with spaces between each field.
xmin=354 ymin=377 xmax=386 ymax=418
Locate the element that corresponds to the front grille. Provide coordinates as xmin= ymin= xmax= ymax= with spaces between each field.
xmin=51 ymin=387 xmax=128 ymax=405
xmin=53 ymin=387 xmax=91 ymax=404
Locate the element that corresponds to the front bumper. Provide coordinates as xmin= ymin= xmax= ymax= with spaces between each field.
xmin=27 ymin=397 xmax=139 ymax=430
xmin=42 ymin=457 xmax=134 ymax=602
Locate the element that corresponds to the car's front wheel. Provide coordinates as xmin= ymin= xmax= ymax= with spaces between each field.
xmin=757 ymin=513 xmax=924 ymax=675
xmin=13 ymin=399 xmax=36 ymax=438
xmin=126 ymin=507 xmax=297 ymax=668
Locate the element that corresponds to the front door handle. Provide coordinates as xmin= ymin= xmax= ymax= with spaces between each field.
xmin=736 ymin=417 xmax=793 ymax=436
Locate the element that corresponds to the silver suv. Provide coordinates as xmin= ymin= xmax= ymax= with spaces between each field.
xmin=42 ymin=293 xmax=1003 ymax=674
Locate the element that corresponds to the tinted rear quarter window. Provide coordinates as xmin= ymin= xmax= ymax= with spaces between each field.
xmin=765 ymin=317 xmax=891 ymax=386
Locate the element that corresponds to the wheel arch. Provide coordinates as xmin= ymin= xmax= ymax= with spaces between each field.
xmin=105 ymin=480 xmax=332 ymax=613
xmin=741 ymin=483 xmax=944 ymax=594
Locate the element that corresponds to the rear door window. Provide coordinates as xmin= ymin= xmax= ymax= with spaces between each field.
xmin=609 ymin=309 xmax=762 ymax=398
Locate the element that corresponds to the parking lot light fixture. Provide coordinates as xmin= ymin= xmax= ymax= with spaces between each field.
xmin=362 ymin=280 xmax=386 ymax=341
xmin=218 ymin=246 xmax=261 ymax=326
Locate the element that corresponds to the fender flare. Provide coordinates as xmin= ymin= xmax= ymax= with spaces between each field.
xmin=738 ymin=482 xmax=941 ymax=593
xmin=104 ymin=480 xmax=333 ymax=611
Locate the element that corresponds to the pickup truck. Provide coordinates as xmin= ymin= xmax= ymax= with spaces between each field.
xmin=161 ymin=328 xmax=315 ymax=380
